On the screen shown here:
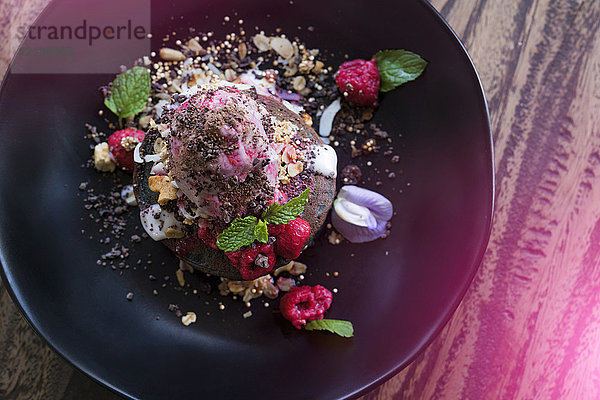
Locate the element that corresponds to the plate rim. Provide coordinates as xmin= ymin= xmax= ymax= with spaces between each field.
xmin=0 ymin=0 xmax=495 ymax=398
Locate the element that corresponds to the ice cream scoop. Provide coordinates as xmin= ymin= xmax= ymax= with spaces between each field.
xmin=167 ymin=85 xmax=282 ymax=223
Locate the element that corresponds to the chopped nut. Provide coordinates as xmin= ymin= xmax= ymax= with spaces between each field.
xmin=361 ymin=108 xmax=374 ymax=121
xmin=181 ymin=312 xmax=197 ymax=326
xmin=186 ymin=38 xmax=203 ymax=53
xmin=270 ymin=37 xmax=294 ymax=59
xmin=283 ymin=64 xmax=298 ymax=77
xmin=169 ymin=78 xmax=183 ymax=93
xmin=287 ymin=161 xmax=303 ymax=177
xmin=166 ymin=228 xmax=185 ymax=239
xmin=224 ymin=68 xmax=237 ymax=82
xmin=313 ymin=60 xmax=324 ymax=74
xmin=274 ymin=261 xmax=294 ymax=276
xmin=120 ymin=136 xmax=139 ymax=151
xmin=273 ymin=260 xmax=307 ymax=276
xmin=176 ymin=269 xmax=185 ymax=286
xmin=219 ymin=275 xmax=277 ymax=302
xmin=94 ymin=142 xmax=116 ymax=172
xmin=281 ymin=145 xmax=297 ymax=164
xmin=159 ymin=48 xmax=186 ymax=61
xmin=243 ymin=311 xmax=253 ymax=319
xmin=148 ymin=176 xmax=178 ymax=205
xmin=298 ymin=59 xmax=314 ymax=74
xmin=292 ymin=76 xmax=306 ymax=92
xmin=138 ymin=115 xmax=151 ymax=129
xmin=300 ymin=113 xmax=313 ymax=126
xmin=252 ymin=34 xmax=271 ymax=52
xmin=289 ymin=261 xmax=307 ymax=276
xmin=153 ymin=137 xmax=166 ymax=154
xmin=262 ymin=280 xmax=279 ymax=299
xmin=242 ymin=287 xmax=261 ymax=302
xmin=238 ymin=42 xmax=247 ymax=59
xmin=328 ymin=230 xmax=344 ymax=245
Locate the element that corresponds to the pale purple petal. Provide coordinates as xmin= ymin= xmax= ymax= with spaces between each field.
xmin=331 ymin=210 xmax=388 ymax=243
xmin=338 ymin=185 xmax=393 ymax=221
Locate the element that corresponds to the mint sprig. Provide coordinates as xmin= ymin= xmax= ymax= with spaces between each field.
xmin=216 ymin=216 xmax=258 ymax=252
xmin=104 ymin=66 xmax=151 ymax=119
xmin=304 ymin=319 xmax=354 ymax=338
xmin=254 ymin=220 xmax=269 ymax=244
xmin=261 ymin=188 xmax=310 ymax=224
xmin=216 ymin=188 xmax=310 ymax=252
xmin=374 ymin=49 xmax=427 ymax=93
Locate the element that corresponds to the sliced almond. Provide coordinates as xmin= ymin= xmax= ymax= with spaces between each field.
xmin=292 ymin=76 xmax=306 ymax=92
xmin=176 ymin=268 xmax=185 ymax=286
xmin=238 ymin=42 xmax=247 ymax=59
xmin=159 ymin=48 xmax=186 ymax=61
xmin=287 ymin=161 xmax=304 ymax=177
xmin=252 ymin=34 xmax=271 ymax=52
xmin=224 ymin=68 xmax=237 ymax=82
xmin=186 ymin=38 xmax=203 ymax=53
xmin=270 ymin=37 xmax=294 ymax=59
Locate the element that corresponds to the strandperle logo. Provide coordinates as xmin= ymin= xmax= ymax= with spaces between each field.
xmin=11 ymin=0 xmax=151 ymax=74
xmin=16 ymin=19 xmax=148 ymax=47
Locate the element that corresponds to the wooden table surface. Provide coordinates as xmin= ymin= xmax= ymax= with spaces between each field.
xmin=2 ymin=0 xmax=600 ymax=399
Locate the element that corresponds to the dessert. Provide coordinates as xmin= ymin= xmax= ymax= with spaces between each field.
xmin=87 ymin=26 xmax=426 ymax=334
xmin=134 ymin=81 xmax=337 ymax=280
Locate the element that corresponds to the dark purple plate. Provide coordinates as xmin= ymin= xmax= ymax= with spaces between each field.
xmin=0 ymin=0 xmax=493 ymax=399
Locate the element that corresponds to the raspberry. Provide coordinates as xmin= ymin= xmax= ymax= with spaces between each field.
xmin=197 ymin=227 xmax=218 ymax=249
xmin=107 ymin=128 xmax=145 ymax=173
xmin=267 ymin=223 xmax=284 ymax=236
xmin=335 ymin=58 xmax=380 ymax=107
xmin=225 ymin=242 xmax=276 ymax=280
xmin=280 ymin=285 xmax=333 ymax=329
xmin=273 ymin=217 xmax=311 ymax=259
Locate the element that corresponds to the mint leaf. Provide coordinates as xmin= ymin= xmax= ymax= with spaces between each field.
xmin=216 ymin=216 xmax=258 ymax=252
xmin=254 ymin=220 xmax=269 ymax=243
xmin=260 ymin=203 xmax=282 ymax=222
xmin=104 ymin=66 xmax=151 ymax=118
xmin=374 ymin=50 xmax=427 ymax=93
xmin=262 ymin=188 xmax=310 ymax=225
xmin=304 ymin=319 xmax=354 ymax=338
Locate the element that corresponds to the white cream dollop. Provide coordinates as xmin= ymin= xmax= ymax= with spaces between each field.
xmin=311 ymin=144 xmax=338 ymax=178
xmin=334 ymin=198 xmax=376 ymax=228
xmin=139 ymin=204 xmax=184 ymax=241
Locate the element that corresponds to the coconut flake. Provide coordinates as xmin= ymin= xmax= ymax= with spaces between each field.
xmin=151 ymin=162 xmax=166 ymax=175
xmin=144 ymin=153 xmax=162 ymax=163
xmin=133 ymin=142 xmax=143 ymax=163
xmin=319 ymin=99 xmax=341 ymax=137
